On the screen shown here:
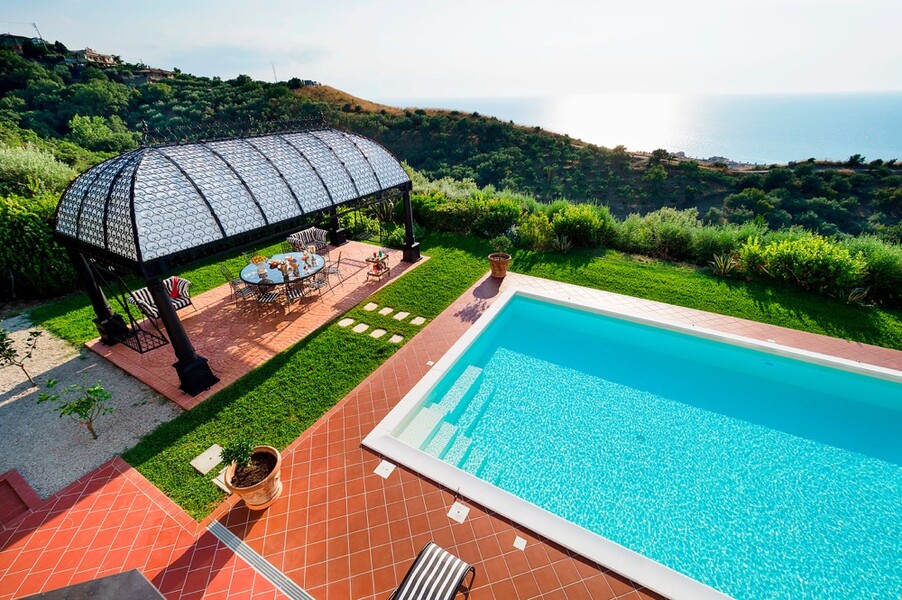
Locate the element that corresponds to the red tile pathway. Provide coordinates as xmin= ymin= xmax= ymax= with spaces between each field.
xmin=87 ymin=242 xmax=424 ymax=410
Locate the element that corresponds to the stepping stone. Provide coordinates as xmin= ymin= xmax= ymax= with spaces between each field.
xmin=388 ymin=335 xmax=404 ymax=344
xmin=364 ymin=303 xmax=378 ymax=311
xmin=393 ymin=311 xmax=410 ymax=321
xmin=212 ymin=467 xmax=231 ymax=493
xmin=447 ymin=501 xmax=470 ymax=524
xmin=378 ymin=307 xmax=394 ymax=316
xmin=190 ymin=444 xmax=223 ymax=475
xmin=410 ymin=317 xmax=426 ymax=326
xmin=370 ymin=328 xmax=386 ymax=339
xmin=352 ymin=323 xmax=370 ymax=333
xmin=338 ymin=318 xmax=355 ymax=328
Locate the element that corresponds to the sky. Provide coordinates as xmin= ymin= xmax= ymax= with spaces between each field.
xmin=2 ymin=0 xmax=901 ymax=100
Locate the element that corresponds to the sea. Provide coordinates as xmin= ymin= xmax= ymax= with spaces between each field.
xmin=373 ymin=92 xmax=902 ymax=166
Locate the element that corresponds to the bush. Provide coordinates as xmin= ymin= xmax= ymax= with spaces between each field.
xmin=0 ymin=144 xmax=76 ymax=197
xmin=760 ymin=235 xmax=866 ymax=294
xmin=551 ymin=203 xmax=614 ymax=247
xmin=613 ymin=214 xmax=652 ymax=255
xmin=691 ymin=222 xmax=766 ymax=264
xmin=471 ymin=196 xmax=521 ymax=238
xmin=842 ymin=235 xmax=902 ymax=307
xmin=737 ymin=236 xmax=767 ymax=275
xmin=0 ymin=194 xmax=77 ymax=299
xmin=516 ymin=211 xmax=554 ymax=250
xmin=640 ymin=207 xmax=699 ymax=260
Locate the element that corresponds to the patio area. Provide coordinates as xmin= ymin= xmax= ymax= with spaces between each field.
xmin=3 ymin=269 xmax=901 ymax=599
xmin=87 ymin=242 xmax=424 ymax=410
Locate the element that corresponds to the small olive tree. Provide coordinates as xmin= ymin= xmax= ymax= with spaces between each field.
xmin=38 ymin=379 xmax=114 ymax=440
xmin=0 ymin=327 xmax=42 ymax=386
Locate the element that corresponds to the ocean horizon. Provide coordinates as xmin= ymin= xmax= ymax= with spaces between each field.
xmin=373 ymin=92 xmax=902 ymax=166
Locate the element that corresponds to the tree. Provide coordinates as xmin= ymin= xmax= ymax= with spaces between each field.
xmin=846 ymin=154 xmax=866 ymax=167
xmin=0 ymin=327 xmax=42 ymax=386
xmin=649 ymin=148 xmax=671 ymax=164
xmin=38 ymin=379 xmax=114 ymax=440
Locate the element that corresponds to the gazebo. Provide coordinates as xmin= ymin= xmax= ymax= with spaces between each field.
xmin=53 ymin=122 xmax=419 ymax=396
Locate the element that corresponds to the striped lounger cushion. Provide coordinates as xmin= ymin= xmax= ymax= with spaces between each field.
xmin=391 ymin=542 xmax=475 ymax=600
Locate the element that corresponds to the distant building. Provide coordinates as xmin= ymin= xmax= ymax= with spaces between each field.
xmin=71 ymin=47 xmax=118 ymax=67
xmin=127 ymin=68 xmax=176 ymax=84
xmin=0 ymin=33 xmax=44 ymax=54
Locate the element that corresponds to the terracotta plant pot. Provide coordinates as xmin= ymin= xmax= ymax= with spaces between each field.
xmin=224 ymin=445 xmax=283 ymax=510
xmin=488 ymin=252 xmax=512 ymax=278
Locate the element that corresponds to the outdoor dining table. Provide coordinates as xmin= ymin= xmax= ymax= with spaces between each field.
xmin=239 ymin=252 xmax=325 ymax=286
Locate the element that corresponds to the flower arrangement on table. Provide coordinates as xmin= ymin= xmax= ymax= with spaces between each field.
xmin=250 ymin=255 xmax=267 ymax=265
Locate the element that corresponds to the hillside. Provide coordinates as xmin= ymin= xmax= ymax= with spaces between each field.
xmin=0 ymin=43 xmax=900 ymax=239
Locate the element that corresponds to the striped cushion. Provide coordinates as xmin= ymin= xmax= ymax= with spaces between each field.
xmin=127 ymin=277 xmax=193 ymax=320
xmin=394 ymin=543 xmax=473 ymax=600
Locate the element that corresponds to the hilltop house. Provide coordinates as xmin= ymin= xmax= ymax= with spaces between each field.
xmin=70 ymin=47 xmax=118 ymax=66
xmin=127 ymin=68 xmax=176 ymax=84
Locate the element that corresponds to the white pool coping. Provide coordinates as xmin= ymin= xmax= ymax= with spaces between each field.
xmin=362 ymin=285 xmax=902 ymax=600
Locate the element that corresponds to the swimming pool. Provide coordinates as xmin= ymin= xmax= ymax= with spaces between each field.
xmin=363 ymin=289 xmax=902 ymax=599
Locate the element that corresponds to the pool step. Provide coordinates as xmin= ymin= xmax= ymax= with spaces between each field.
xmin=439 ymin=366 xmax=483 ymax=413
xmin=423 ymin=422 xmax=458 ymax=455
xmin=456 ymin=382 xmax=496 ymax=434
xmin=461 ymin=446 xmax=487 ymax=474
xmin=397 ymin=405 xmax=448 ymax=448
xmin=441 ymin=432 xmax=472 ymax=466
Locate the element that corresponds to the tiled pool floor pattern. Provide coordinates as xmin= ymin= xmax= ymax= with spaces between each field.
xmin=3 ymin=271 xmax=900 ymax=598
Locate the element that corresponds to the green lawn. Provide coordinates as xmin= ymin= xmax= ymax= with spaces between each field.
xmin=26 ymin=232 xmax=902 ymax=518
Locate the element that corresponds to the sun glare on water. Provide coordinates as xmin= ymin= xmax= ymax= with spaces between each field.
xmin=543 ymin=94 xmax=686 ymax=153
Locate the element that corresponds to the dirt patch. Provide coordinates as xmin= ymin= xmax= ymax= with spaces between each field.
xmin=230 ymin=452 xmax=276 ymax=488
xmin=0 ymin=316 xmax=182 ymax=498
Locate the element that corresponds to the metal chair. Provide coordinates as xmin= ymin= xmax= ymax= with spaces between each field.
xmin=220 ymin=264 xmax=255 ymax=304
xmin=284 ymin=278 xmax=308 ymax=310
xmin=323 ymin=252 xmax=344 ymax=283
xmin=252 ymin=283 xmax=282 ymax=308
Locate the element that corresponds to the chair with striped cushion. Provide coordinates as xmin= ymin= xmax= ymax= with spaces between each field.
xmin=127 ymin=277 xmax=194 ymax=323
xmin=389 ymin=542 xmax=476 ymax=600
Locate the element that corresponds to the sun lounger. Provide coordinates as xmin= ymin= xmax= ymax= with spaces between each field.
xmin=388 ymin=542 xmax=476 ymax=600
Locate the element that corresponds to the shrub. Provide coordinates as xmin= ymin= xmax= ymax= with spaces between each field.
xmin=516 ymin=211 xmax=553 ymax=250
xmin=0 ymin=144 xmax=77 ymax=197
xmin=737 ymin=236 xmax=767 ymax=275
xmin=842 ymin=235 xmax=902 ymax=307
xmin=760 ymin=235 xmax=866 ymax=294
xmin=0 ymin=194 xmax=77 ymax=298
xmin=613 ymin=214 xmax=652 ymax=255
xmin=551 ymin=203 xmax=613 ymax=247
xmin=471 ymin=196 xmax=520 ymax=238
xmin=640 ymin=207 xmax=699 ymax=260
xmin=691 ymin=222 xmax=765 ymax=264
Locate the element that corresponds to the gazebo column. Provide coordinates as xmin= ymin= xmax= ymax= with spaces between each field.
xmin=401 ymin=190 xmax=420 ymax=263
xmin=146 ymin=277 xmax=220 ymax=396
xmin=67 ymin=248 xmax=129 ymax=345
xmin=328 ymin=207 xmax=347 ymax=246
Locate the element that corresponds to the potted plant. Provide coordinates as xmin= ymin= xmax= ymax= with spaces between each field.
xmin=221 ymin=438 xmax=283 ymax=510
xmin=488 ymin=235 xmax=513 ymax=278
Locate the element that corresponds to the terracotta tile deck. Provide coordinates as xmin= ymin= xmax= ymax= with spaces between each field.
xmin=0 ymin=458 xmax=286 ymax=600
xmin=87 ymin=242 xmax=424 ymax=410
xmin=3 ymin=269 xmax=900 ymax=599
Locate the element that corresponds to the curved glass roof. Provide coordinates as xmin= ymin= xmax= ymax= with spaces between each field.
xmin=55 ymin=128 xmax=409 ymax=265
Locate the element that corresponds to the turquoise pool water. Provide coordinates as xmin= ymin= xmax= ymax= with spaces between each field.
xmin=393 ymin=296 xmax=902 ymax=599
